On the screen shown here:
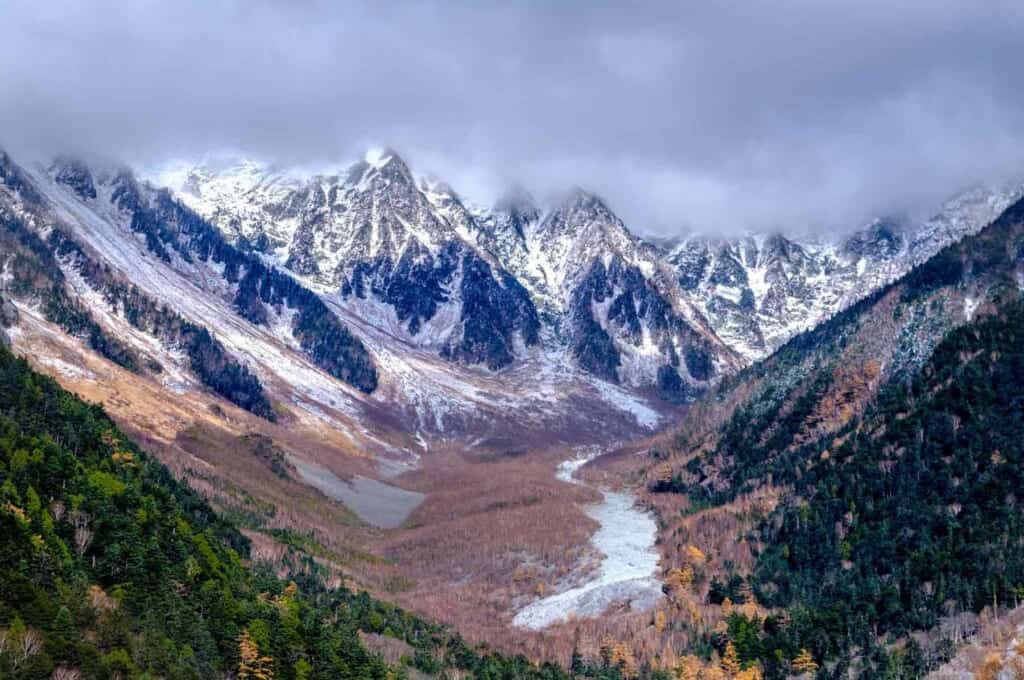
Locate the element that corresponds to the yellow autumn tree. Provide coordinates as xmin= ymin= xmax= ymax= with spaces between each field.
xmin=740 ymin=599 xmax=759 ymax=620
xmin=1005 ymin=656 xmax=1024 ymax=680
xmin=238 ymin=630 xmax=274 ymax=680
xmin=721 ymin=642 xmax=741 ymax=676
xmin=703 ymin=664 xmax=727 ymax=680
xmin=667 ymin=566 xmax=695 ymax=593
xmin=977 ymin=652 xmax=1003 ymax=680
xmin=653 ymin=609 xmax=668 ymax=633
xmin=608 ymin=640 xmax=637 ymax=678
xmin=274 ymin=581 xmax=300 ymax=613
xmin=792 ymin=648 xmax=818 ymax=675
xmin=684 ymin=545 xmax=707 ymax=565
xmin=735 ymin=664 xmax=763 ymax=680
xmin=676 ymin=654 xmax=703 ymax=680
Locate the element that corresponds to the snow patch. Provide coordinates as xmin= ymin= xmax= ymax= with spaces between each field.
xmin=591 ymin=379 xmax=661 ymax=429
xmin=964 ymin=296 xmax=980 ymax=321
xmin=37 ymin=356 xmax=95 ymax=380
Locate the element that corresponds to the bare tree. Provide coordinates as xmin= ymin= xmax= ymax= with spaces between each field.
xmin=10 ymin=628 xmax=43 ymax=673
xmin=72 ymin=510 xmax=93 ymax=557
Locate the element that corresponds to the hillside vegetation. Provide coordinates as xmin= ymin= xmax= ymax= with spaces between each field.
xmin=0 ymin=344 xmax=650 ymax=679
xmin=639 ymin=197 xmax=1024 ymax=678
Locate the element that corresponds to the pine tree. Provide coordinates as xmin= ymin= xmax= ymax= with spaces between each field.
xmin=570 ymin=645 xmax=584 ymax=675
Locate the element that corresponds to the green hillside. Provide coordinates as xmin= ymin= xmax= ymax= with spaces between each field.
xmin=0 ymin=345 xmax=594 ymax=679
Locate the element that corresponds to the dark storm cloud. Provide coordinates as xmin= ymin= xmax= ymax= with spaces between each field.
xmin=3 ymin=1 xmax=1024 ymax=235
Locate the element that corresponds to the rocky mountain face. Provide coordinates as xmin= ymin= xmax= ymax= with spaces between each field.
xmin=0 ymin=150 xmax=378 ymax=400
xmin=168 ymin=152 xmax=541 ymax=371
xmin=0 ymin=147 xmax=682 ymax=461
xmin=525 ymin=190 xmax=730 ymax=400
xmin=662 ymin=184 xmax=1023 ymax=360
xmin=166 ymin=151 xmax=1020 ymax=402
xmin=167 ymin=154 xmax=737 ymax=399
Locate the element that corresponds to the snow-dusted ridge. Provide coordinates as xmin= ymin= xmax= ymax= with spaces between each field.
xmin=5 ymin=145 xmax=1019 ymax=473
xmin=661 ymin=181 xmax=1024 ymax=360
xmin=161 ymin=154 xmax=741 ymax=401
xmin=162 ymin=150 xmax=1023 ymax=398
xmin=0 ymin=149 xmax=673 ymax=474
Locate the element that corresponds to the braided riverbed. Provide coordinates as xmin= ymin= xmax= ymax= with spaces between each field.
xmin=512 ymin=452 xmax=662 ymax=629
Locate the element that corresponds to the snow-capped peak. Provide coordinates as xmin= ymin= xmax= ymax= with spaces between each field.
xmin=145 ymin=145 xmax=1024 ymax=400
xmin=493 ymin=185 xmax=540 ymax=222
xmin=364 ymin=146 xmax=401 ymax=169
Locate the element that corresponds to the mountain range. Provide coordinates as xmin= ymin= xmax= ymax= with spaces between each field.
xmin=158 ymin=151 xmax=1021 ymax=399
xmin=4 ymin=143 xmax=1024 ymax=678
xmin=2 ymin=144 xmax=1016 ymax=449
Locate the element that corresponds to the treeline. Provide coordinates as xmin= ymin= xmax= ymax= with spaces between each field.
xmin=659 ymin=299 xmax=1024 ymax=678
xmin=49 ymin=229 xmax=276 ymax=420
xmin=750 ymin=300 xmax=1024 ymax=675
xmin=107 ymin=171 xmax=377 ymax=392
xmin=0 ymin=344 xmax=662 ymax=678
xmin=0 ymin=210 xmax=140 ymax=372
xmin=0 ymin=343 xmax=391 ymax=678
xmin=0 ymin=202 xmax=275 ymax=420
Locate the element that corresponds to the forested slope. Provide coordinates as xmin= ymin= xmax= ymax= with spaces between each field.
xmin=0 ymin=208 xmax=276 ymax=420
xmin=0 ymin=344 xmax=645 ymax=679
xmin=642 ymin=196 xmax=1024 ymax=678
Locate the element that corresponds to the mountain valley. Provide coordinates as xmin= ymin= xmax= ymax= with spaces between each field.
xmin=3 ymin=143 xmax=1024 ymax=678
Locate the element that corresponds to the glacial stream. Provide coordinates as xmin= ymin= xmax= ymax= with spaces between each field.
xmin=512 ymin=453 xmax=663 ymax=629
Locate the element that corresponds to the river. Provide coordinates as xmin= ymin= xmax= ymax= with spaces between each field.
xmin=512 ymin=451 xmax=663 ymax=629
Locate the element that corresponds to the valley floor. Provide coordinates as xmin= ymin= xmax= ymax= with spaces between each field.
xmin=513 ymin=451 xmax=662 ymax=630
xmin=9 ymin=305 xmax=679 ymax=665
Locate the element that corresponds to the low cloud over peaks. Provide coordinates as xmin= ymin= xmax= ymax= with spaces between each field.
xmin=3 ymin=1 xmax=1024 ymax=236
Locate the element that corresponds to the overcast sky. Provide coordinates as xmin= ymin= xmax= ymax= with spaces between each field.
xmin=3 ymin=1 xmax=1024 ymax=236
